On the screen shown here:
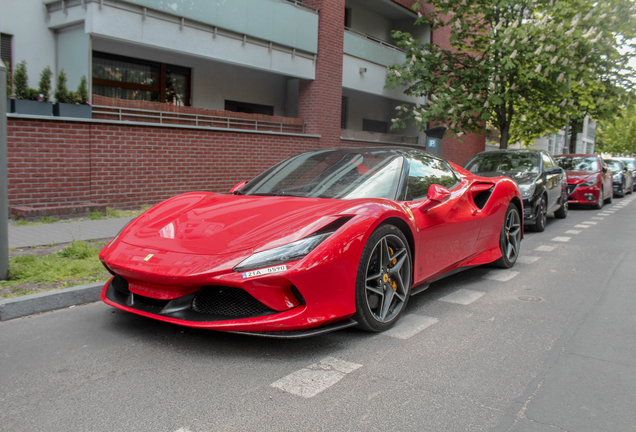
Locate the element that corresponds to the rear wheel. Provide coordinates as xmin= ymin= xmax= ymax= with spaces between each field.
xmin=353 ymin=224 xmax=412 ymax=332
xmin=493 ymin=203 xmax=522 ymax=268
xmin=528 ymin=195 xmax=547 ymax=232
xmin=554 ymin=191 xmax=568 ymax=219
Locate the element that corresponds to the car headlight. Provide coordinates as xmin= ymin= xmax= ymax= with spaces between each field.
xmin=519 ymin=184 xmax=536 ymax=198
xmin=580 ymin=178 xmax=598 ymax=187
xmin=234 ymin=232 xmax=332 ymax=272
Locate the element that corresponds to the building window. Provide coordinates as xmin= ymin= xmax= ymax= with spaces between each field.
xmin=344 ymin=7 xmax=351 ymax=28
xmin=341 ymin=97 xmax=348 ymax=129
xmin=225 ymin=100 xmax=274 ymax=116
xmin=362 ymin=119 xmax=388 ymax=134
xmin=548 ymin=134 xmax=555 ymax=155
xmin=1 ymin=33 xmax=12 ymax=71
xmin=92 ymin=51 xmax=190 ymax=105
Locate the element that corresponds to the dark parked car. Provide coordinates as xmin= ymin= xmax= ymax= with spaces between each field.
xmin=464 ymin=149 xmax=567 ymax=232
xmin=614 ymin=157 xmax=636 ymax=192
xmin=604 ymin=159 xmax=633 ymax=197
xmin=555 ymin=154 xmax=613 ymax=209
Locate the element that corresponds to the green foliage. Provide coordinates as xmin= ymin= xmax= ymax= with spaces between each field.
xmin=13 ymin=61 xmax=32 ymax=100
xmin=387 ymin=0 xmax=636 ymax=149
xmin=38 ymin=66 xmax=53 ymax=102
xmin=596 ymin=105 xmax=636 ymax=155
xmin=54 ymin=69 xmax=73 ymax=104
xmin=76 ymin=75 xmax=89 ymax=104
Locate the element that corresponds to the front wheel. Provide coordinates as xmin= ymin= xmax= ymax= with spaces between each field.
xmin=593 ymin=186 xmax=604 ymax=209
xmin=493 ymin=203 xmax=522 ymax=268
xmin=353 ymin=224 xmax=412 ymax=332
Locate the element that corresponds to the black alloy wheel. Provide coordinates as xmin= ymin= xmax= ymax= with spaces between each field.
xmin=529 ymin=195 xmax=547 ymax=232
xmin=354 ymin=224 xmax=412 ymax=332
xmin=493 ymin=203 xmax=522 ymax=268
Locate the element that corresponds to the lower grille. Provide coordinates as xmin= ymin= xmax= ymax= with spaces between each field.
xmin=567 ymin=184 xmax=577 ymax=195
xmin=192 ymin=286 xmax=274 ymax=317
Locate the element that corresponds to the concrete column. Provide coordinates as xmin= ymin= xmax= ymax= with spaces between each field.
xmin=297 ymin=0 xmax=345 ymax=146
xmin=0 ymin=61 xmax=8 ymax=280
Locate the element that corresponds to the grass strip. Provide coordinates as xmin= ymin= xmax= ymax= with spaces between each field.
xmin=0 ymin=241 xmax=110 ymax=299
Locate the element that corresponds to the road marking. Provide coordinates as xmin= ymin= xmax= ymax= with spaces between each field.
xmin=598 ymin=213 xmax=611 ymax=216
xmin=536 ymin=245 xmax=557 ymax=251
xmin=552 ymin=237 xmax=571 ymax=242
xmin=574 ymin=224 xmax=590 ymax=228
xmin=271 ymin=357 xmax=362 ymax=398
xmin=174 ymin=429 xmax=196 ymax=432
xmin=591 ymin=217 xmax=604 ymax=220
xmin=517 ymin=256 xmax=540 ymax=264
xmin=565 ymin=230 xmax=581 ymax=234
xmin=581 ymin=221 xmax=598 ymax=225
xmin=483 ymin=269 xmax=520 ymax=282
xmin=383 ymin=314 xmax=439 ymax=339
xmin=439 ymin=289 xmax=486 ymax=305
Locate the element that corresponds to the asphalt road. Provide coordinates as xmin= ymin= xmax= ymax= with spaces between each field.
xmin=2 ymin=198 xmax=636 ymax=432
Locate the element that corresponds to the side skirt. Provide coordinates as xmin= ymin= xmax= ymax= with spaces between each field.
xmin=410 ymin=266 xmax=478 ymax=297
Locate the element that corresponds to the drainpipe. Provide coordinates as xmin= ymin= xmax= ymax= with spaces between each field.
xmin=0 ymin=61 xmax=8 ymax=280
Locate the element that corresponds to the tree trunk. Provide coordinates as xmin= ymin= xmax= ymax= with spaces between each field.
xmin=568 ymin=120 xmax=583 ymax=153
xmin=499 ymin=126 xmax=510 ymax=149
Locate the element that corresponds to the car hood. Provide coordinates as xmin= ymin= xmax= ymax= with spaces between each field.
xmin=472 ymin=171 xmax=539 ymax=186
xmin=565 ymin=170 xmax=597 ymax=184
xmin=120 ymin=192 xmax=357 ymax=255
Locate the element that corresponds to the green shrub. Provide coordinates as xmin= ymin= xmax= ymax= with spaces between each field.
xmin=13 ymin=61 xmax=31 ymax=100
xmin=54 ymin=69 xmax=73 ymax=104
xmin=38 ymin=66 xmax=53 ymax=102
xmin=76 ymin=75 xmax=89 ymax=104
xmin=4 ymin=60 xmax=11 ymax=97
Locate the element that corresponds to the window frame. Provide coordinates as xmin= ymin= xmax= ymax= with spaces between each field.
xmin=400 ymin=153 xmax=460 ymax=202
xmin=92 ymin=51 xmax=191 ymax=105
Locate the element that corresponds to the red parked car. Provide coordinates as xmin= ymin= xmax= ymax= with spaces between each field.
xmin=555 ymin=154 xmax=613 ymax=209
xmin=100 ymin=146 xmax=523 ymax=337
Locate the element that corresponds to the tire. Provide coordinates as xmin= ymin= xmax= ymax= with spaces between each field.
xmin=593 ymin=186 xmax=604 ymax=209
xmin=353 ymin=224 xmax=412 ymax=332
xmin=554 ymin=191 xmax=568 ymax=219
xmin=493 ymin=203 xmax=522 ymax=268
xmin=528 ymin=195 xmax=547 ymax=232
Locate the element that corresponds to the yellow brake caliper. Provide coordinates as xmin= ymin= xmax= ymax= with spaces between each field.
xmin=388 ymin=247 xmax=398 ymax=291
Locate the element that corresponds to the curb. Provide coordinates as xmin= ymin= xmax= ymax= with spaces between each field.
xmin=0 ymin=281 xmax=106 ymax=321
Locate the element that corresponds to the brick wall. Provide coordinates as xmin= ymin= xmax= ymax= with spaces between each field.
xmin=6 ymin=118 xmax=385 ymax=210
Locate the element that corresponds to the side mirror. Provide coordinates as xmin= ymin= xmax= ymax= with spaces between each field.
xmin=229 ymin=181 xmax=249 ymax=194
xmin=624 ymin=167 xmax=629 ymax=173
xmin=418 ymin=184 xmax=451 ymax=213
xmin=547 ymin=167 xmax=562 ymax=175
xmin=602 ymin=167 xmax=608 ymax=174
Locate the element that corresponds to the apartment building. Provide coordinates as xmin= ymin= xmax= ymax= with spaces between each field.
xmin=1 ymin=0 xmax=485 ymax=211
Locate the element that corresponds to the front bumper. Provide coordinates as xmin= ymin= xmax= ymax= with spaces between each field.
xmin=566 ymin=183 xmax=602 ymax=205
xmin=522 ymin=196 xmax=538 ymax=225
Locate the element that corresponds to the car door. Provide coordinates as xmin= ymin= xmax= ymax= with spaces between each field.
xmin=402 ymin=154 xmax=482 ymax=282
xmin=541 ymin=152 xmax=563 ymax=211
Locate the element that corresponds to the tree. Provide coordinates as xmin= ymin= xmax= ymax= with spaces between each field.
xmin=596 ymin=104 xmax=636 ymax=155
xmin=38 ymin=66 xmax=53 ymax=102
xmin=387 ymin=0 xmax=636 ymax=149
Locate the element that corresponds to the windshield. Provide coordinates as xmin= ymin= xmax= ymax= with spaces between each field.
xmin=620 ymin=159 xmax=636 ymax=170
xmin=238 ymin=149 xmax=404 ymax=199
xmin=605 ymin=160 xmax=624 ymax=173
xmin=465 ymin=152 xmax=539 ymax=174
xmin=556 ymin=157 xmax=599 ymax=172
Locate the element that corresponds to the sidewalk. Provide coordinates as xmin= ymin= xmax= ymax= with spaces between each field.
xmin=8 ymin=216 xmax=135 ymax=248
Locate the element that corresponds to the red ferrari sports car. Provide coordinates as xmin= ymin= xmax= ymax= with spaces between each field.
xmin=100 ymin=147 xmax=523 ymax=337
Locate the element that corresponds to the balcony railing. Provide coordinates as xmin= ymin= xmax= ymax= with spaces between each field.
xmin=92 ymin=105 xmax=306 ymax=134
xmin=344 ymin=27 xmax=406 ymax=67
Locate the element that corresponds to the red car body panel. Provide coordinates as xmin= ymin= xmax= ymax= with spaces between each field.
xmin=100 ymin=159 xmax=522 ymax=334
xmin=556 ymin=154 xmax=612 ymax=206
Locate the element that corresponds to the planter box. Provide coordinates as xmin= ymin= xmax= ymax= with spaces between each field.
xmin=53 ymin=102 xmax=92 ymax=119
xmin=12 ymin=99 xmax=53 ymax=116
xmin=6 ymin=98 xmax=12 ymax=114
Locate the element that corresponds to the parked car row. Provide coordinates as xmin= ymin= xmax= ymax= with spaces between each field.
xmin=98 ymin=145 xmax=635 ymax=338
xmin=464 ymin=149 xmax=568 ymax=232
